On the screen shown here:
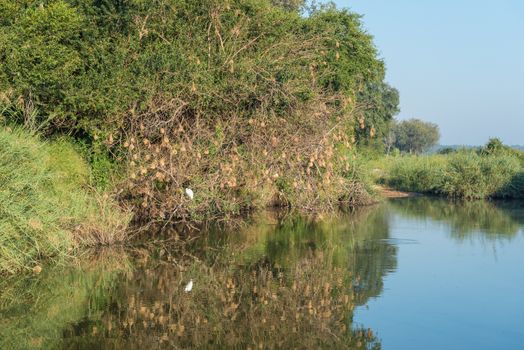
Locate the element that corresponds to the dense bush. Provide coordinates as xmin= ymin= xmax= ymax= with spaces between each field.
xmin=480 ymin=138 xmax=524 ymax=165
xmin=1 ymin=1 xmax=393 ymax=221
xmin=442 ymin=152 xmax=521 ymax=199
xmin=0 ymin=1 xmax=386 ymax=138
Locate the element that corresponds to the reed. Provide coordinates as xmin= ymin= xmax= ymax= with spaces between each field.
xmin=383 ymin=151 xmax=524 ymax=199
xmin=0 ymin=127 xmax=131 ymax=274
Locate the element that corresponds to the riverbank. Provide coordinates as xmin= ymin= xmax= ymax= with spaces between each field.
xmin=0 ymin=123 xmax=376 ymax=275
xmin=9 ymin=2 xmax=524 ymax=276
xmin=4 ymin=123 xmax=524 ymax=275
xmin=0 ymin=0 xmax=394 ymax=274
xmin=373 ymin=144 xmax=524 ymax=200
xmin=374 ymin=185 xmax=421 ymax=198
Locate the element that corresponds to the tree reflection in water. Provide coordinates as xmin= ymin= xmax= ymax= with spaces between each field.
xmin=1 ymin=206 xmax=398 ymax=349
xmin=389 ymin=197 xmax=524 ymax=240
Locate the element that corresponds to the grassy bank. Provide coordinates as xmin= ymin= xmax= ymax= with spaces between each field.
xmin=377 ymin=150 xmax=524 ymax=200
xmin=0 ymin=127 xmax=130 ymax=274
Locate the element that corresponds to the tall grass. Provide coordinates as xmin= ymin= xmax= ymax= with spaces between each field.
xmin=386 ymin=155 xmax=447 ymax=193
xmin=0 ymin=127 xmax=131 ymax=274
xmin=382 ymin=151 xmax=524 ymax=199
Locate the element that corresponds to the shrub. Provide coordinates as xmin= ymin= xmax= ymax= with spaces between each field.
xmin=384 ymin=151 xmax=524 ymax=200
xmin=481 ymin=155 xmax=522 ymax=197
xmin=496 ymin=171 xmax=524 ymax=198
xmin=386 ymin=155 xmax=446 ymax=193
xmin=441 ymin=152 xmax=486 ymax=199
xmin=1 ymin=1 xmax=388 ymax=222
xmin=441 ymin=153 xmax=521 ymax=199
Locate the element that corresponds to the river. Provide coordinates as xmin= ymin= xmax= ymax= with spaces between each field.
xmin=1 ymin=198 xmax=523 ymax=349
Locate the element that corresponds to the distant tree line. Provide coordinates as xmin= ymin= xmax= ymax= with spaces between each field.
xmin=385 ymin=118 xmax=440 ymax=154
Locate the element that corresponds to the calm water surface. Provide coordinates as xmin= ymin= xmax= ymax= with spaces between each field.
xmin=1 ymin=198 xmax=523 ymax=349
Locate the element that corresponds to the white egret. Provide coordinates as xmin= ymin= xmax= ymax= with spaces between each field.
xmin=184 ymin=279 xmax=193 ymax=293
xmin=185 ymin=188 xmax=194 ymax=200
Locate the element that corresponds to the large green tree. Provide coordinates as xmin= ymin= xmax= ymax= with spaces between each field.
xmin=271 ymin=0 xmax=305 ymax=11
xmin=355 ymin=81 xmax=400 ymax=149
xmin=392 ymin=118 xmax=440 ymax=154
xmin=0 ymin=0 xmax=386 ymax=138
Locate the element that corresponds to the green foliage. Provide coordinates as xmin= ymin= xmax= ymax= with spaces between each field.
xmin=437 ymin=146 xmax=457 ymax=155
xmin=391 ymin=118 xmax=440 ymax=154
xmin=72 ymin=138 xmax=124 ymax=191
xmin=386 ymin=155 xmax=447 ymax=193
xmin=383 ymin=150 xmax=524 ymax=200
xmin=1 ymin=2 xmax=83 ymax=115
xmin=0 ymin=0 xmax=387 ymax=138
xmin=442 ymin=152 xmax=521 ymax=199
xmin=356 ymin=81 xmax=400 ymax=149
xmin=305 ymin=6 xmax=385 ymax=92
xmin=0 ymin=0 xmax=393 ymax=221
xmin=479 ymin=137 xmax=524 ymax=165
xmin=0 ymin=127 xmax=130 ymax=274
xmin=271 ymin=0 xmax=305 ymax=11
xmin=483 ymin=138 xmax=505 ymax=154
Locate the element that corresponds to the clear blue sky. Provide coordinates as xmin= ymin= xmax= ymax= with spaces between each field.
xmin=334 ymin=0 xmax=524 ymax=145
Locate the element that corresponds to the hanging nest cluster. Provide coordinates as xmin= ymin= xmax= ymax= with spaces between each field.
xmin=95 ymin=1 xmax=382 ymax=223
xmin=0 ymin=1 xmax=389 ymax=225
xmin=119 ymin=93 xmax=371 ymax=223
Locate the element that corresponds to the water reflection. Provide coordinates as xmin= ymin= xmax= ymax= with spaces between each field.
xmin=389 ymin=197 xmax=524 ymax=240
xmin=355 ymin=198 xmax=524 ymax=349
xmin=3 ymin=199 xmax=521 ymax=349
xmin=0 ymin=249 xmax=131 ymax=350
xmin=1 ymin=208 xmax=393 ymax=350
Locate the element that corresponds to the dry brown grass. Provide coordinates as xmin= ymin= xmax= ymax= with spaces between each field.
xmin=72 ymin=191 xmax=133 ymax=247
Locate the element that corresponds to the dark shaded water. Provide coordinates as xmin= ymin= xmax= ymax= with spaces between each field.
xmin=1 ymin=198 xmax=523 ymax=349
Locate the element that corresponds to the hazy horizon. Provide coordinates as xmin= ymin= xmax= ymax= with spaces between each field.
xmin=334 ymin=0 xmax=524 ymax=146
